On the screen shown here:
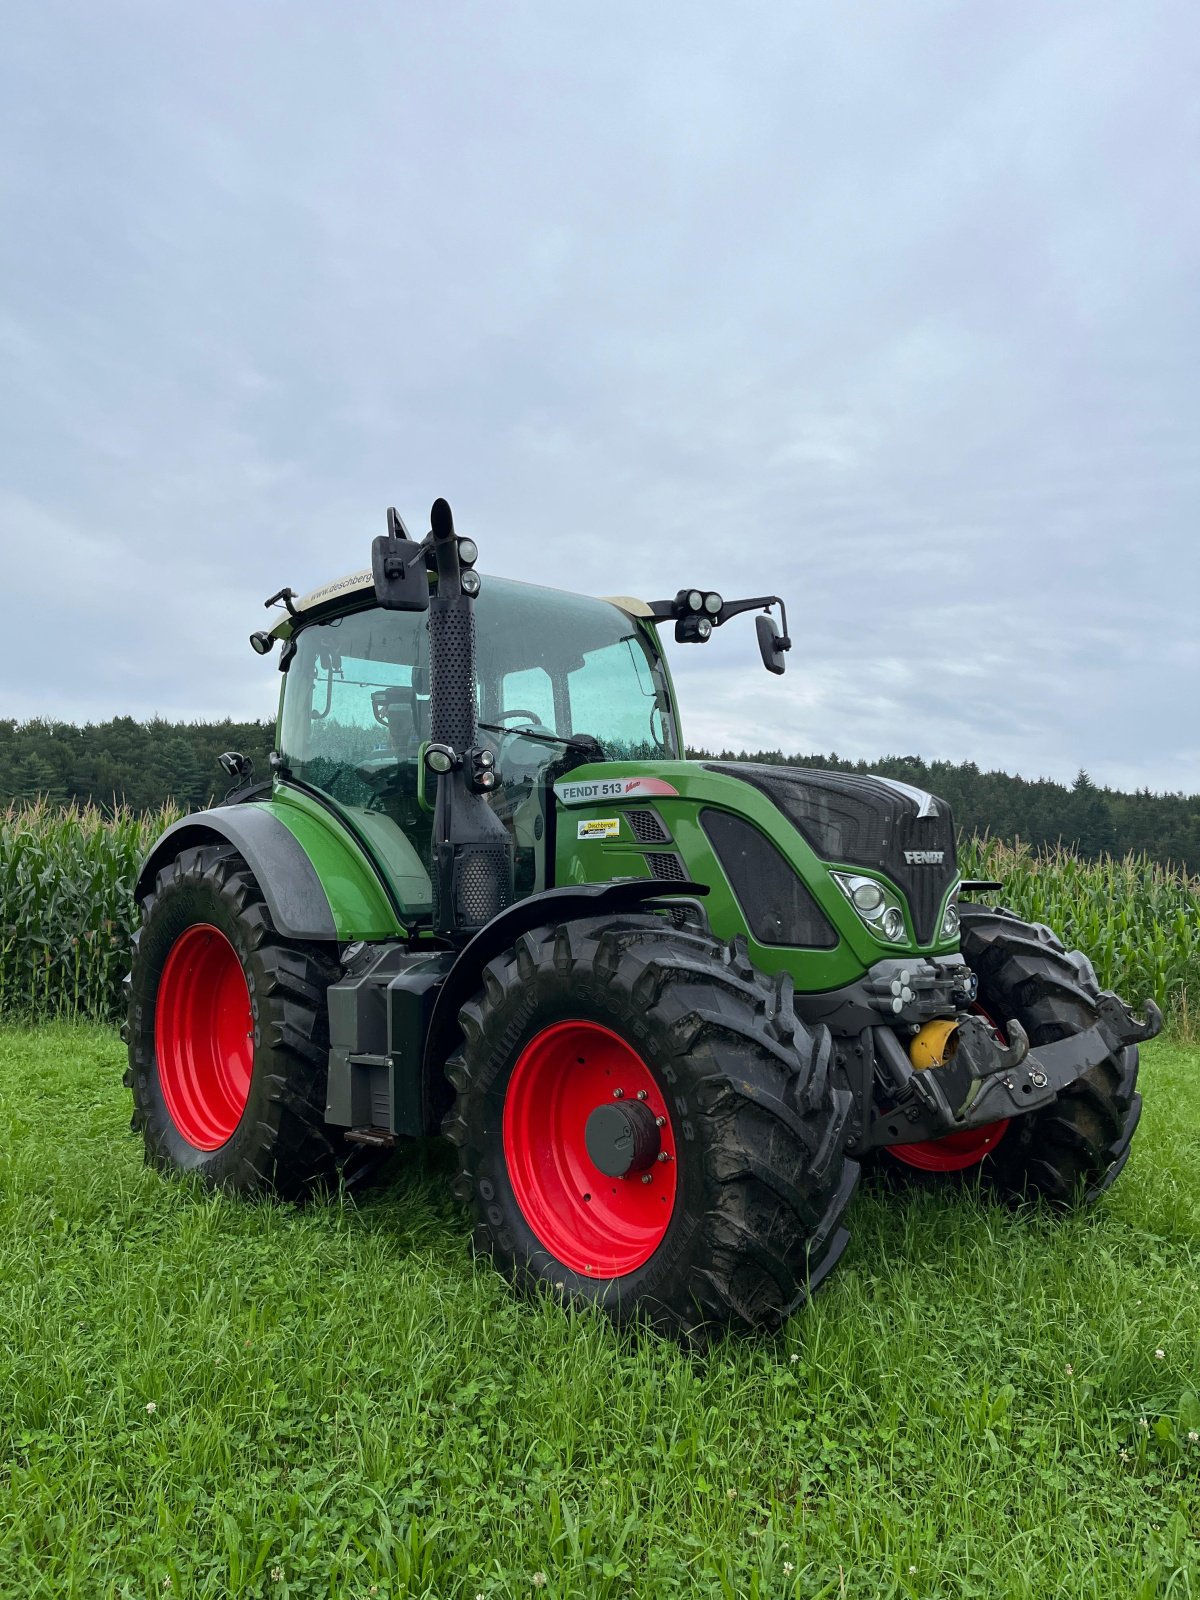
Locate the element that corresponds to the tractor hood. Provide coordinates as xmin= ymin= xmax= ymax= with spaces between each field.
xmin=705 ymin=763 xmax=958 ymax=945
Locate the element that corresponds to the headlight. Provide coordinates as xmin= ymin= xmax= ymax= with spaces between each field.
xmin=831 ymin=871 xmax=908 ymax=943
xmin=852 ymin=880 xmax=885 ymax=914
xmin=941 ymin=901 xmax=960 ymax=939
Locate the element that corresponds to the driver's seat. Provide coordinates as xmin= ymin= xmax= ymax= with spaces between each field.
xmin=373 ymin=686 xmax=420 ymax=759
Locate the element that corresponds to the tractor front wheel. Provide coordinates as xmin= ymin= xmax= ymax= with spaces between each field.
xmin=443 ymin=916 xmax=859 ymax=1338
xmin=959 ymin=903 xmax=1142 ymax=1205
xmin=125 ymin=844 xmax=344 ymax=1198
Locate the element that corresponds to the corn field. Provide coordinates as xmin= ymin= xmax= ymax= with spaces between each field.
xmin=0 ymin=802 xmax=1196 ymax=1030
xmin=960 ymin=837 xmax=1199 ymax=1034
xmin=0 ymin=801 xmax=180 ymax=1022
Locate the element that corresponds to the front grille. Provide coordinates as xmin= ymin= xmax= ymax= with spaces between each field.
xmin=625 ymin=808 xmax=670 ymax=843
xmin=708 ymin=763 xmax=956 ymax=943
xmin=645 ymin=851 xmax=688 ymax=883
xmin=701 ymin=809 xmax=838 ymax=948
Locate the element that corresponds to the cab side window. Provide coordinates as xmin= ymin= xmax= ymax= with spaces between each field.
xmin=279 ymin=609 xmax=433 ymax=915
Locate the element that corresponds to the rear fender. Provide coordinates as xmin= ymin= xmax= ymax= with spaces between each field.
xmin=134 ymin=802 xmax=401 ymax=942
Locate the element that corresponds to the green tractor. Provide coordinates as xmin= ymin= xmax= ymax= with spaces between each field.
xmin=125 ymin=499 xmax=1161 ymax=1337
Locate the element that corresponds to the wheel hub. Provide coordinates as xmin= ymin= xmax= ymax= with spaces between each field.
xmin=584 ymin=1099 xmax=661 ymax=1176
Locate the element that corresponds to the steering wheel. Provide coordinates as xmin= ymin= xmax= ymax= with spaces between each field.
xmin=493 ymin=709 xmax=546 ymax=728
xmin=485 ymin=710 xmax=558 ymax=777
xmin=490 ymin=708 xmax=558 ymax=743
xmin=353 ymin=753 xmax=401 ymax=788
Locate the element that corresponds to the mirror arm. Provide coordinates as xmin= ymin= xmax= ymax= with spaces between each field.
xmin=714 ymin=594 xmax=784 ymax=630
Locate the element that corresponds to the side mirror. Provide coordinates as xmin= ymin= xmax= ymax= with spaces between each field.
xmin=756 ymin=614 xmax=788 ymax=675
xmin=372 ymin=506 xmax=430 ymax=612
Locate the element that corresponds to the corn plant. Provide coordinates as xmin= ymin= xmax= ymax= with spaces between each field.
xmin=960 ymin=837 xmax=1199 ymax=1033
xmin=0 ymin=800 xmax=180 ymax=1022
xmin=1 ymin=802 xmax=1196 ymax=1032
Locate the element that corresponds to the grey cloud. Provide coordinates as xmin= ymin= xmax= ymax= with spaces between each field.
xmin=0 ymin=0 xmax=1196 ymax=790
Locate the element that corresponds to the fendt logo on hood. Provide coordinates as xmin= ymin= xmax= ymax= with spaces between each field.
xmin=903 ymin=849 xmax=945 ymax=865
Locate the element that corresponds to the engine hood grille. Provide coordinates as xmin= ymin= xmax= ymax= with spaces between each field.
xmin=706 ymin=763 xmax=957 ymax=943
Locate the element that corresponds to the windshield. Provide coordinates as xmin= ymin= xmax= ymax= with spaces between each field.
xmin=277 ymin=576 xmax=678 ymax=916
xmin=474 ymin=580 xmax=677 ymax=759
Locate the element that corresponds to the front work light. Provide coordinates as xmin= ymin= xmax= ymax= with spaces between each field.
xmin=675 ymin=613 xmax=714 ymax=644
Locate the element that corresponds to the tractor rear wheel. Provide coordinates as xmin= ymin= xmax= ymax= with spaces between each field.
xmin=125 ymin=844 xmax=345 ymax=1198
xmin=443 ymin=916 xmax=859 ymax=1338
xmin=958 ymin=903 xmax=1142 ymax=1205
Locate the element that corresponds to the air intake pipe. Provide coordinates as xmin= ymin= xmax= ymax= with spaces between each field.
xmin=425 ymin=499 xmax=514 ymax=938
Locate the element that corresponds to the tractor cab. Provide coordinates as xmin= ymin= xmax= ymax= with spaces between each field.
xmin=274 ymin=575 xmax=680 ymax=916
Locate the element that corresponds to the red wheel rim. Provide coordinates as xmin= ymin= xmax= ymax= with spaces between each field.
xmin=154 ymin=923 xmax=254 ymax=1150
xmin=888 ymin=1120 xmax=1010 ymax=1172
xmin=502 ymin=1020 xmax=677 ymax=1278
xmin=888 ymin=1004 xmax=1009 ymax=1172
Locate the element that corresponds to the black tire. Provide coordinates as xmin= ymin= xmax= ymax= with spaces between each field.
xmin=959 ymin=903 xmax=1141 ymax=1205
xmin=125 ymin=844 xmax=347 ymax=1199
xmin=443 ymin=916 xmax=859 ymax=1338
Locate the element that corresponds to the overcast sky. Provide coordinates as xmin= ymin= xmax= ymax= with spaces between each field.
xmin=2 ymin=2 xmax=1197 ymax=793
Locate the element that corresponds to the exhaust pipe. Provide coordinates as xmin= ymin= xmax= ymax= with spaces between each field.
xmin=425 ymin=499 xmax=514 ymax=938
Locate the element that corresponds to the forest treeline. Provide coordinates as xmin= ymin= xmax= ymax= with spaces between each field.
xmin=1 ymin=717 xmax=1197 ymax=875
xmin=690 ymin=747 xmax=1199 ymax=874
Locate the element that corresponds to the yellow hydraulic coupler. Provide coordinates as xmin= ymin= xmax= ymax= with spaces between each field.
xmin=908 ymin=1017 xmax=961 ymax=1071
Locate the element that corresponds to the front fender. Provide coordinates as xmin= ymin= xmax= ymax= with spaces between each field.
xmin=420 ymin=877 xmax=709 ymax=1100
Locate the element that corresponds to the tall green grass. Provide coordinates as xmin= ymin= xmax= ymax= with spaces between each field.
xmin=961 ymin=838 xmax=1199 ymax=1033
xmin=0 ymin=800 xmax=180 ymax=1022
xmin=0 ymin=802 xmax=1195 ymax=1029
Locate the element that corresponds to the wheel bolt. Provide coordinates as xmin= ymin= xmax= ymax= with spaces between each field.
xmin=655 ymin=1115 xmax=666 ymax=1127
xmin=636 ymin=1089 xmax=648 ymax=1101
xmin=657 ymin=1151 xmax=671 ymax=1163
xmin=613 ymin=1088 xmax=624 ymax=1099
xmin=641 ymin=1173 xmax=652 ymax=1184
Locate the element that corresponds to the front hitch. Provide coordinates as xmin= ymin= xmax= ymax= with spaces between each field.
xmin=953 ymin=1014 xmax=1030 ymax=1077
xmin=1096 ymin=992 xmax=1163 ymax=1046
xmin=865 ymin=992 xmax=1156 ymax=1151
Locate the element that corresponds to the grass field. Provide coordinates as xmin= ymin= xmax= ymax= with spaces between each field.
xmin=1 ymin=1026 xmax=1198 ymax=1599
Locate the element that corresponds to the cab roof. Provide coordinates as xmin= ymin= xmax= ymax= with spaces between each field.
xmin=267 ymin=569 xmax=654 ymax=639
